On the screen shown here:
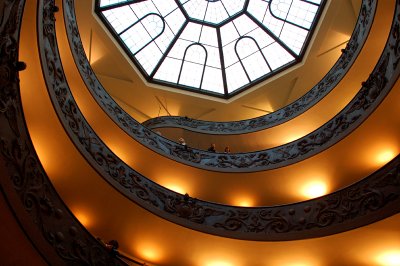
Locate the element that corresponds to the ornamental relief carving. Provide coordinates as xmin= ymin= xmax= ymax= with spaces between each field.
xmin=0 ymin=0 xmax=397 ymax=252
xmin=0 ymin=0 xmax=125 ymax=265
xmin=147 ymin=163 xmax=400 ymax=239
xmin=56 ymin=0 xmax=400 ymax=239
xmin=63 ymin=0 xmax=387 ymax=172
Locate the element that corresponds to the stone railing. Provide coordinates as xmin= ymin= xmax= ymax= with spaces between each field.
xmin=31 ymin=0 xmax=400 ymax=241
xmin=0 ymin=0 xmax=127 ymax=264
xmin=63 ymin=0 xmax=398 ymax=173
xmin=143 ymin=0 xmax=376 ymax=135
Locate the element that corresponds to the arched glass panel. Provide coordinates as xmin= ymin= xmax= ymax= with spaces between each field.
xmin=268 ymin=0 xmax=319 ymax=29
xmin=178 ymin=43 xmax=208 ymax=88
xmin=119 ymin=13 xmax=165 ymax=55
xmin=235 ymin=37 xmax=271 ymax=81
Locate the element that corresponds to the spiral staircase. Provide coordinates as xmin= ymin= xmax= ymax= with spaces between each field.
xmin=1 ymin=0 xmax=400 ymax=265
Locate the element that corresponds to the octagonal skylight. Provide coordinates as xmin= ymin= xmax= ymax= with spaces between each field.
xmin=96 ymin=0 xmax=325 ymax=98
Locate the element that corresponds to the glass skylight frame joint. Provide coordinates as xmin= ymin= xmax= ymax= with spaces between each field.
xmin=245 ymin=10 xmax=299 ymax=58
xmin=117 ymin=13 xmax=166 ymax=57
xmin=149 ymin=19 xmax=189 ymax=78
xmin=216 ymin=27 xmax=228 ymax=94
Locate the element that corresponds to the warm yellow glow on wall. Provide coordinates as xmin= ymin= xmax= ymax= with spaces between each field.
xmin=141 ymin=249 xmax=159 ymax=261
xmin=376 ymin=150 xmax=397 ymax=165
xmin=205 ymin=261 xmax=233 ymax=266
xmin=300 ymin=181 xmax=328 ymax=199
xmin=137 ymin=244 xmax=163 ymax=264
xmin=105 ymin=141 xmax=132 ymax=164
xmin=363 ymin=142 xmax=399 ymax=168
xmin=283 ymin=133 xmax=305 ymax=143
xmin=163 ymin=183 xmax=186 ymax=195
xmin=268 ymin=255 xmax=320 ymax=266
xmin=284 ymin=263 xmax=313 ymax=266
xmin=376 ymin=251 xmax=400 ymax=266
xmin=232 ymin=196 xmax=255 ymax=207
xmin=197 ymin=248 xmax=238 ymax=266
xmin=34 ymin=145 xmax=55 ymax=176
xmin=74 ymin=210 xmax=91 ymax=227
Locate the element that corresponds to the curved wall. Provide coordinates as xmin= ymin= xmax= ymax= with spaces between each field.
xmin=0 ymin=0 xmax=399 ymax=265
xmin=55 ymin=0 xmax=400 ymax=208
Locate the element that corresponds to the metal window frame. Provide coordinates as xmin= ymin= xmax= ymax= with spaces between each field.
xmin=94 ymin=0 xmax=326 ymax=99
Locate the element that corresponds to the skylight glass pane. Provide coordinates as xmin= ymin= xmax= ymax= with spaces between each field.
xmin=242 ymin=52 xmax=271 ymax=81
xmin=184 ymin=44 xmax=207 ymax=65
xmin=128 ymin=1 xmax=159 ymax=19
xmin=151 ymin=0 xmax=178 ymax=16
xmin=269 ymin=0 xmax=291 ymax=21
xmin=179 ymin=61 xmax=204 ymax=88
xmin=226 ymin=62 xmax=249 ymax=93
xmin=154 ymin=57 xmax=181 ymax=83
xmin=233 ymin=15 xmax=257 ymax=36
xmin=222 ymin=41 xmax=239 ymax=67
xmin=204 ymin=1 xmax=230 ymax=24
xmin=280 ymin=23 xmax=308 ymax=54
xmin=221 ymin=0 xmax=246 ymax=16
xmin=199 ymin=26 xmax=218 ymax=47
xmin=153 ymin=26 xmax=174 ymax=53
xmin=103 ymin=6 xmax=137 ymax=34
xmin=177 ymin=44 xmax=207 ymax=88
xmin=236 ymin=37 xmax=260 ymax=59
xmin=180 ymin=22 xmax=202 ymax=42
xmin=169 ymin=39 xmax=192 ymax=59
xmin=262 ymin=42 xmax=295 ymax=70
xmin=287 ymin=0 xmax=319 ymax=29
xmin=180 ymin=0 xmax=245 ymax=24
xmin=247 ymin=0 xmax=269 ymax=22
xmin=220 ymin=21 xmax=240 ymax=46
xmin=135 ymin=42 xmax=163 ymax=74
xmin=119 ymin=14 xmax=164 ymax=54
xmin=182 ymin=0 xmax=208 ymax=22
xmin=201 ymin=67 xmax=224 ymax=93
xmin=204 ymin=46 xmax=221 ymax=68
xmin=164 ymin=8 xmax=186 ymax=35
xmin=245 ymin=27 xmax=275 ymax=48
xmin=258 ymin=7 xmax=285 ymax=37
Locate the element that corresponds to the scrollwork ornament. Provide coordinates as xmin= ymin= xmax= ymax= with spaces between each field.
xmin=62 ymin=0 xmax=388 ymax=173
xmin=0 ymin=0 xmax=127 ymax=264
xmin=11 ymin=0 xmax=392 ymax=243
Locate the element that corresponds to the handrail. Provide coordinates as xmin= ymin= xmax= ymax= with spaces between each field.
xmin=0 ymin=0 xmax=126 ymax=265
xmin=27 ymin=0 xmax=400 ymax=241
xmin=62 ymin=0 xmax=394 ymax=173
xmin=142 ymin=1 xmax=375 ymax=135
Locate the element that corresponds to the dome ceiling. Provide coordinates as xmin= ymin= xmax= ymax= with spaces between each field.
xmin=95 ymin=0 xmax=325 ymax=98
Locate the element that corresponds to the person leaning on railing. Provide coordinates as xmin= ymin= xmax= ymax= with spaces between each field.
xmin=208 ymin=143 xmax=216 ymax=152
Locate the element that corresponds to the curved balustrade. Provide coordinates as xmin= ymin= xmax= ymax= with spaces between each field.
xmin=26 ymin=0 xmax=400 ymax=241
xmin=63 ymin=0 xmax=399 ymax=173
xmin=142 ymin=1 xmax=375 ymax=135
xmin=0 ymin=2 xmax=398 ymax=264
xmin=0 ymin=0 xmax=126 ymax=265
